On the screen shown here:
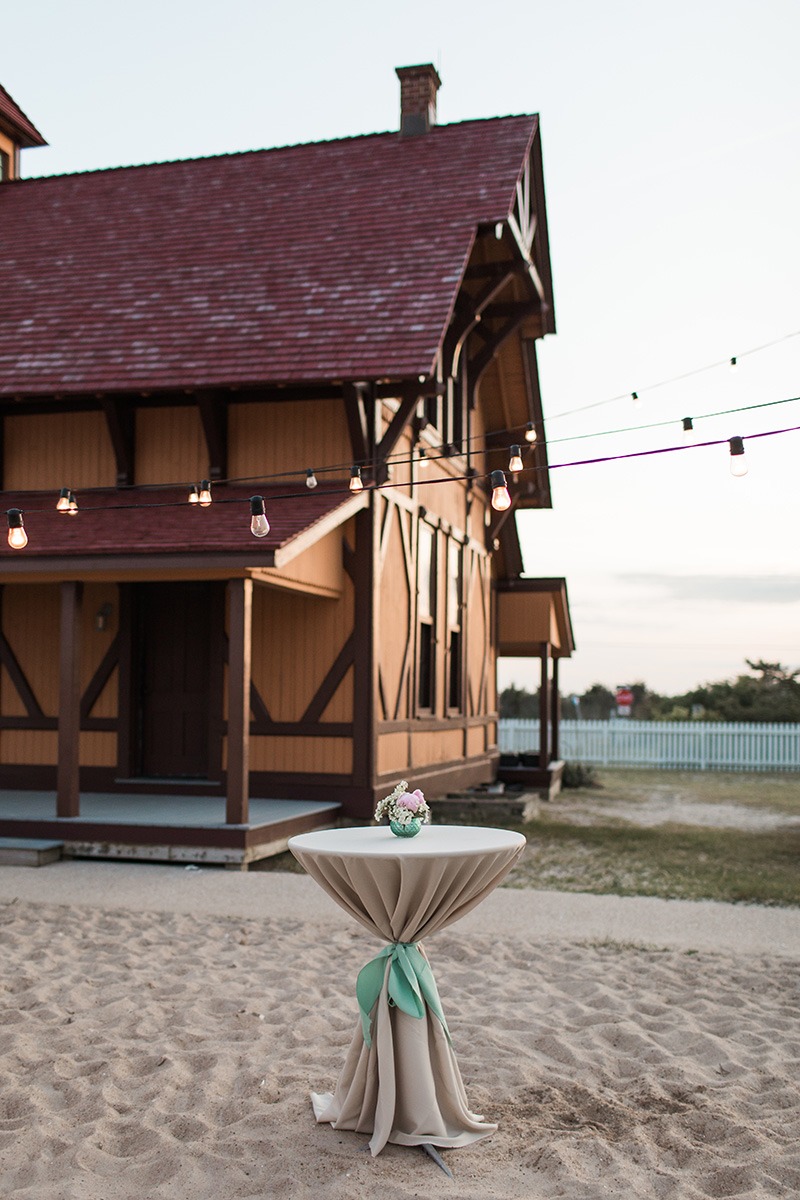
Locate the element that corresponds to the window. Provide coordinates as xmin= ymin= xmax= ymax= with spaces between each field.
xmin=417 ymin=522 xmax=436 ymax=711
xmin=446 ymin=540 xmax=463 ymax=710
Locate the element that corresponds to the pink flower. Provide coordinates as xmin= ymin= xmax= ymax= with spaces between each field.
xmin=398 ymin=795 xmax=418 ymax=810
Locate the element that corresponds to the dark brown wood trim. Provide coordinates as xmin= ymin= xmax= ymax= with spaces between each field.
xmin=0 ymin=716 xmax=58 ymax=730
xmin=57 ymin=581 xmax=82 ymax=818
xmin=116 ymin=584 xmax=134 ymax=777
xmin=102 ymin=398 xmax=136 ymax=487
xmin=80 ymin=633 xmax=120 ymax=722
xmin=539 ymin=641 xmax=551 ymax=768
xmin=343 ymin=382 xmax=369 ymax=464
xmin=352 ymin=504 xmax=377 ymax=790
xmin=0 ymin=627 xmax=47 ymax=720
xmin=342 ymin=534 xmax=356 ymax=583
xmin=248 ymin=722 xmax=353 ymax=738
xmin=302 ymin=632 xmax=355 ymax=723
xmin=378 ymin=713 xmax=495 ymax=734
xmin=207 ymin=583 xmax=226 ymax=781
xmin=551 ymin=655 xmax=560 ymax=762
xmin=375 ymin=387 xmax=419 ymax=466
xmin=249 ymin=682 xmax=273 ymax=728
xmin=226 ymin=578 xmax=252 ymax=824
xmin=196 ymin=390 xmax=228 ymax=482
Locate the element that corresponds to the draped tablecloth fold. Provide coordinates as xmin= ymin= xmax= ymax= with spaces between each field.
xmin=289 ymin=825 xmax=526 ymax=1155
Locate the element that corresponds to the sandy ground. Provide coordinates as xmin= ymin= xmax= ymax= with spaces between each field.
xmin=0 ymin=861 xmax=798 ymax=1199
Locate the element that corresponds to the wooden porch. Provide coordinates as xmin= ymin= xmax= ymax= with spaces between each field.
xmin=0 ymin=791 xmax=340 ymax=869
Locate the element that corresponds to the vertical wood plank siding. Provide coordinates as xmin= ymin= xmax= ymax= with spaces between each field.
xmin=228 ymin=400 xmax=351 ymax=481
xmin=499 ymin=719 xmax=800 ymax=771
xmin=135 ymin=407 xmax=207 ymax=485
xmin=377 ymin=499 xmax=411 ymax=721
xmin=3 ymin=412 xmax=116 ymax=490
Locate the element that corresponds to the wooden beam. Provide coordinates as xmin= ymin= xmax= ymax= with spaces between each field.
xmin=226 ymin=578 xmax=252 ymax=824
xmin=196 ymin=391 xmax=228 ymax=481
xmin=343 ymin=383 xmax=370 ymax=464
xmin=102 ymin=398 xmax=136 ymax=487
xmin=375 ymin=386 xmax=419 ymax=466
xmin=301 ymin=632 xmax=355 ymax=723
xmin=0 ymin=587 xmax=46 ymax=719
xmin=551 ymin=656 xmax=560 ymax=762
xmin=538 ymin=642 xmax=550 ymax=769
xmin=80 ymin=633 xmax=120 ymax=723
xmin=57 ymin=581 xmax=83 ymax=817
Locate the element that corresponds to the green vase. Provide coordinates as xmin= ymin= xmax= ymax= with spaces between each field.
xmin=389 ymin=818 xmax=422 ymax=838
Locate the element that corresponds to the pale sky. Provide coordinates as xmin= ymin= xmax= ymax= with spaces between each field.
xmin=4 ymin=0 xmax=799 ymax=697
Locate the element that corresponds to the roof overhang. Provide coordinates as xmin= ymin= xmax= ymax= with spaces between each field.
xmin=495 ymin=576 xmax=575 ymax=658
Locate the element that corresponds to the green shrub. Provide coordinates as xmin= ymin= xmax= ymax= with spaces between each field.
xmin=561 ymin=761 xmax=602 ymax=789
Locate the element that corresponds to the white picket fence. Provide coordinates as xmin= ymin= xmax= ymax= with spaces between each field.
xmin=498 ymin=719 xmax=800 ymax=772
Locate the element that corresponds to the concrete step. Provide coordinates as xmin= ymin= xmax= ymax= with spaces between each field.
xmin=0 ymin=837 xmax=63 ymax=867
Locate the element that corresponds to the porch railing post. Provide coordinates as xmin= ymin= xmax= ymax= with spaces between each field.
xmin=57 ymin=580 xmax=83 ymax=818
xmin=226 ymin=578 xmax=252 ymax=825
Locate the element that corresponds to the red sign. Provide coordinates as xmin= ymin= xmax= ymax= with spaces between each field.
xmin=616 ymin=687 xmax=633 ymax=707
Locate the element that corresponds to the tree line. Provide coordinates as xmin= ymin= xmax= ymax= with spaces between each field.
xmin=500 ymin=660 xmax=800 ymax=724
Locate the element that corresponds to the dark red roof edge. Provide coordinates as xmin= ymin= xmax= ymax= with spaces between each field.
xmin=0 ymin=83 xmax=47 ymax=148
xmin=15 ymin=112 xmax=537 ymax=183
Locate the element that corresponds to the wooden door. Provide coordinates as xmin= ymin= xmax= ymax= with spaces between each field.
xmin=137 ymin=582 xmax=221 ymax=778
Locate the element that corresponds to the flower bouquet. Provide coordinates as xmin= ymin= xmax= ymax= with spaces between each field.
xmin=374 ymin=780 xmax=431 ymax=838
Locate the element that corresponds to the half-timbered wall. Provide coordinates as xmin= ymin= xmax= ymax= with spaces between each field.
xmin=135 ymin=407 xmax=207 ymax=486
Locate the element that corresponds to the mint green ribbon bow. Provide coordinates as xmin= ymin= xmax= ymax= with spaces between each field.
xmin=355 ymin=941 xmax=452 ymax=1048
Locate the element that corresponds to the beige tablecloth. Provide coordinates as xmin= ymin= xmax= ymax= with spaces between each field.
xmin=288 ymin=825 xmax=526 ymax=1155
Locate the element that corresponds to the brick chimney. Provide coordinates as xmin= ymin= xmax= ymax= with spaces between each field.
xmin=395 ymin=64 xmax=442 ymax=136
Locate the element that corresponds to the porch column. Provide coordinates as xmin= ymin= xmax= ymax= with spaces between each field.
xmin=57 ymin=581 xmax=83 ymax=818
xmin=551 ymin=655 xmax=560 ymax=761
xmin=227 ymin=578 xmax=252 ymax=825
xmin=538 ymin=641 xmax=550 ymax=769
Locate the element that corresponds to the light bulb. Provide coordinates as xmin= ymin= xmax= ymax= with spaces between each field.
xmin=349 ymin=466 xmax=363 ymax=492
xmin=632 ymin=391 xmax=641 ymax=408
xmin=508 ymin=444 xmax=523 ymax=473
xmin=729 ymin=357 xmax=738 ymax=374
xmin=494 ymin=222 xmax=504 ymax=240
xmin=682 ymin=417 xmax=694 ymax=442
xmin=188 ymin=485 xmax=199 ymax=504
xmin=490 ymin=470 xmax=511 ymax=511
xmin=729 ymin=436 xmax=748 ymax=477
xmin=199 ymin=480 xmax=212 ymax=506
xmin=7 ymin=509 xmax=27 ymax=549
xmin=417 ymin=448 xmax=428 ymax=469
xmin=68 ymin=491 xmax=78 ymax=515
xmin=305 ymin=469 xmax=318 ymax=489
xmin=524 ymin=422 xmax=537 ymax=444
xmin=56 ymin=488 xmax=71 ymax=512
xmin=249 ymin=496 xmax=270 ymax=537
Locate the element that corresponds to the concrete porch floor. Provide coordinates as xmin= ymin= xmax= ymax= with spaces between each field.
xmin=0 ymin=791 xmax=341 ymax=869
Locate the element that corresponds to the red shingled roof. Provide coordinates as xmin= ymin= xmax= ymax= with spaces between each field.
xmin=0 ymin=116 xmax=537 ymax=397
xmin=0 ymin=83 xmax=47 ymax=148
xmin=0 ymin=484 xmax=361 ymax=560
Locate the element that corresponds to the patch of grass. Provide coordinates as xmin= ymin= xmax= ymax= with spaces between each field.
xmin=505 ymin=816 xmax=800 ymax=906
xmin=581 ymin=768 xmax=800 ymax=815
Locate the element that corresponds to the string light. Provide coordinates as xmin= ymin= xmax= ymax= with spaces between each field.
xmin=188 ymin=485 xmax=199 ymax=504
xmin=198 ymin=480 xmax=212 ymax=506
xmin=6 ymin=509 xmax=27 ymax=549
xmin=632 ymin=392 xmax=641 ymax=409
xmin=728 ymin=436 xmax=748 ymax=477
xmin=524 ymin=422 xmax=537 ymax=444
xmin=249 ymin=496 xmax=270 ymax=537
xmin=305 ymin=469 xmax=318 ymax=489
xmin=349 ymin=466 xmax=363 ymax=493
xmin=682 ymin=417 xmax=694 ymax=443
xmin=417 ymin=448 xmax=428 ymax=469
xmin=729 ymin=357 xmax=738 ymax=373
xmin=56 ymin=488 xmax=71 ymax=512
xmin=490 ymin=470 xmax=511 ymax=511
xmin=68 ymin=491 xmax=78 ymax=515
xmin=508 ymin=445 xmax=523 ymax=472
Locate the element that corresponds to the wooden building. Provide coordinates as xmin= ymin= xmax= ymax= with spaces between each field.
xmin=0 ymin=66 xmax=573 ymax=865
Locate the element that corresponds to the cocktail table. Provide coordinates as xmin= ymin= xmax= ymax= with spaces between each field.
xmin=288 ymin=824 xmax=526 ymax=1157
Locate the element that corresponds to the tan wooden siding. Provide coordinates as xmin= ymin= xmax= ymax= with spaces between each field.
xmin=81 ymin=584 xmax=119 ymax=716
xmin=377 ymin=732 xmax=410 ymax=775
xmin=241 ymin=736 xmax=352 ymax=774
xmin=135 ymin=407 xmax=207 ymax=486
xmin=377 ymin=499 xmax=412 ymax=721
xmin=228 ymin=400 xmax=351 ymax=482
xmin=410 ymin=728 xmax=464 ymax=766
xmin=466 ymin=725 xmax=486 ymax=757
xmin=79 ymin=732 xmax=117 ymax=767
xmin=4 ymin=411 xmax=116 ymax=490
xmin=1 ymin=730 xmax=58 ymax=764
xmin=2 ymin=584 xmax=59 ymax=716
xmin=465 ymin=551 xmax=489 ymax=716
xmin=416 ymin=461 xmax=467 ymax=531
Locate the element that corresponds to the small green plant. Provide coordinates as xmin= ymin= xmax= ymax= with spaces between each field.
xmin=561 ymin=761 xmax=602 ymax=789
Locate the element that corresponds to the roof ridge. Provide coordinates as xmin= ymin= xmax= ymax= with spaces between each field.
xmin=0 ymin=81 xmax=47 ymax=146
xmin=16 ymin=112 xmax=537 ymax=184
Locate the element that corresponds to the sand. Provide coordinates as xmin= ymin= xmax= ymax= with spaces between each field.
xmin=0 ymin=861 xmax=798 ymax=1199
